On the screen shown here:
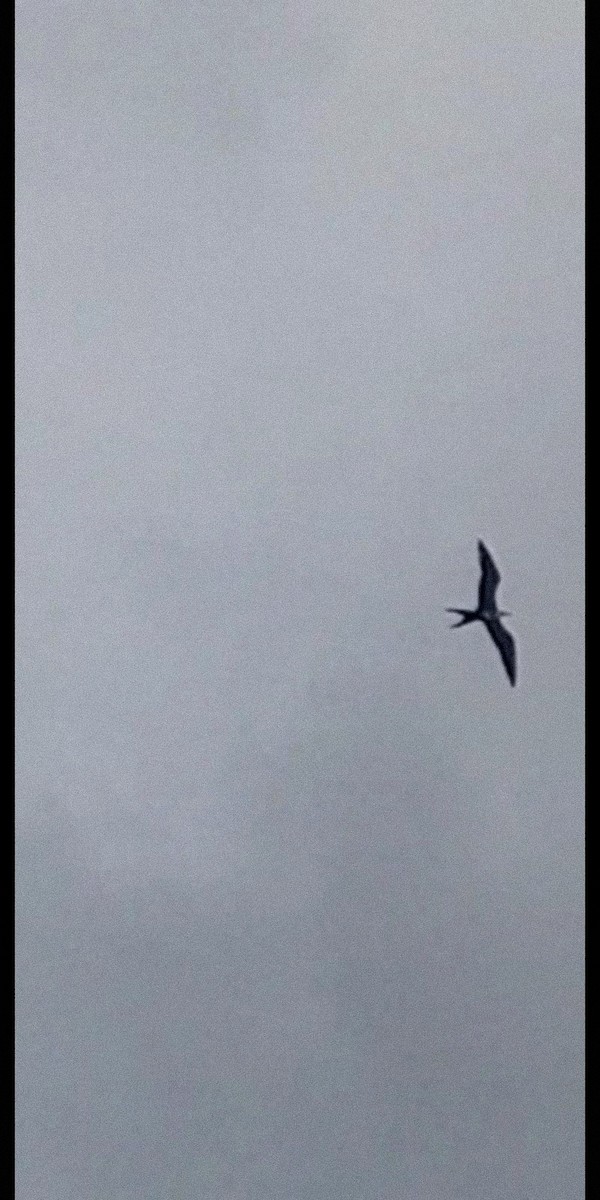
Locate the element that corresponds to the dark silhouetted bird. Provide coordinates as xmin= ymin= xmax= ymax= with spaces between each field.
xmin=447 ymin=540 xmax=517 ymax=686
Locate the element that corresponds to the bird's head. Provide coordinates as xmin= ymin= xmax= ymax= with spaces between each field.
xmin=499 ymin=610 xmax=512 ymax=618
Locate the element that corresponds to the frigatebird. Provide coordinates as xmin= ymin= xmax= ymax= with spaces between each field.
xmin=447 ymin=541 xmax=517 ymax=686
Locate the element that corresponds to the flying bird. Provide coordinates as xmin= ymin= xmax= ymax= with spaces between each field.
xmin=447 ymin=540 xmax=517 ymax=686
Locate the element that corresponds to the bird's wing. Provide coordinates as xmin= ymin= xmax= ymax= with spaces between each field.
xmin=478 ymin=540 xmax=501 ymax=611
xmin=485 ymin=617 xmax=517 ymax=686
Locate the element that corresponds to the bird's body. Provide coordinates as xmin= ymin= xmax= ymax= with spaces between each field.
xmin=447 ymin=541 xmax=517 ymax=686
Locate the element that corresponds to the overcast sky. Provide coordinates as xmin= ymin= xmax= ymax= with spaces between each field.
xmin=16 ymin=2 xmax=584 ymax=1198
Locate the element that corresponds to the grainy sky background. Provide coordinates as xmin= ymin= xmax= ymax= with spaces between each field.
xmin=16 ymin=2 xmax=584 ymax=1198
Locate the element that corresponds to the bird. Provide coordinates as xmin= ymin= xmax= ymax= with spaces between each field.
xmin=446 ymin=540 xmax=517 ymax=686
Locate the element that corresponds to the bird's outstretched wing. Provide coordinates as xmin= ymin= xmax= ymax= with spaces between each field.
xmin=478 ymin=540 xmax=501 ymax=611
xmin=485 ymin=617 xmax=517 ymax=686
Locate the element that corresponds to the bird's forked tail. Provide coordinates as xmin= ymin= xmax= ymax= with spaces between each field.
xmin=446 ymin=608 xmax=477 ymax=628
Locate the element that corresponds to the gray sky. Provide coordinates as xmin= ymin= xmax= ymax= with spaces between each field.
xmin=16 ymin=2 xmax=584 ymax=1198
